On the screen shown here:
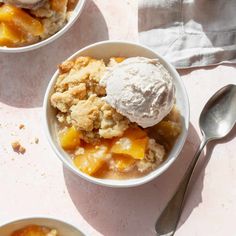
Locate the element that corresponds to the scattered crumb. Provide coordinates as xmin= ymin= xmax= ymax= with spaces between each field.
xmin=30 ymin=137 xmax=39 ymax=144
xmin=34 ymin=137 xmax=39 ymax=144
xmin=19 ymin=124 xmax=25 ymax=129
xmin=11 ymin=141 xmax=26 ymax=154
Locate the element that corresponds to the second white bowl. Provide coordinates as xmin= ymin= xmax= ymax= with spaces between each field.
xmin=0 ymin=0 xmax=86 ymax=53
xmin=0 ymin=217 xmax=86 ymax=235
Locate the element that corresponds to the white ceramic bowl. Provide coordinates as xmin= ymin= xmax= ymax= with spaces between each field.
xmin=0 ymin=0 xmax=86 ymax=53
xmin=44 ymin=41 xmax=190 ymax=188
xmin=0 ymin=217 xmax=86 ymax=235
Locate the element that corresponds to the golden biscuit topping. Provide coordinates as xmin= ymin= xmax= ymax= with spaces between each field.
xmin=51 ymin=57 xmax=130 ymax=143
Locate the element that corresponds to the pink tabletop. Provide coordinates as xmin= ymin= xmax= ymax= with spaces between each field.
xmin=0 ymin=1 xmax=236 ymax=235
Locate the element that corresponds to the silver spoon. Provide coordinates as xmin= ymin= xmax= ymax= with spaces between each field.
xmin=155 ymin=84 xmax=236 ymax=236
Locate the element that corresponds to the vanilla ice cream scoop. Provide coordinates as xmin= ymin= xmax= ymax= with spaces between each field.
xmin=100 ymin=57 xmax=175 ymax=128
xmin=2 ymin=0 xmax=45 ymax=9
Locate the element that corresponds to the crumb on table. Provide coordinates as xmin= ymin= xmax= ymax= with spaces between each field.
xmin=35 ymin=137 xmax=39 ymax=144
xmin=11 ymin=141 xmax=26 ymax=154
xmin=19 ymin=124 xmax=25 ymax=129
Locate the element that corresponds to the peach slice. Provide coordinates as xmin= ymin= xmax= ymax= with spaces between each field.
xmin=74 ymin=142 xmax=110 ymax=176
xmin=0 ymin=22 xmax=24 ymax=46
xmin=0 ymin=4 xmax=43 ymax=36
xmin=111 ymin=127 xmax=148 ymax=160
xmin=112 ymin=57 xmax=125 ymax=63
xmin=59 ymin=126 xmax=81 ymax=150
xmin=113 ymin=154 xmax=136 ymax=172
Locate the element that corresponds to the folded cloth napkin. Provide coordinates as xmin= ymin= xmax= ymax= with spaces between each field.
xmin=138 ymin=0 xmax=236 ymax=68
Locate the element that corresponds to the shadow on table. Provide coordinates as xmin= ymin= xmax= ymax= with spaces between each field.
xmin=0 ymin=0 xmax=108 ymax=108
xmin=63 ymin=123 xmax=208 ymax=236
xmin=176 ymin=123 xmax=236 ymax=232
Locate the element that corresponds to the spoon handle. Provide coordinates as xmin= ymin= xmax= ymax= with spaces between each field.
xmin=155 ymin=137 xmax=208 ymax=236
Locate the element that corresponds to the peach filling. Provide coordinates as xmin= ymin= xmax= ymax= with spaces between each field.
xmin=59 ymin=126 xmax=81 ymax=150
xmin=111 ymin=127 xmax=148 ymax=160
xmin=60 ymin=126 xmax=148 ymax=176
xmin=0 ymin=22 xmax=24 ymax=46
xmin=0 ymin=4 xmax=43 ymax=36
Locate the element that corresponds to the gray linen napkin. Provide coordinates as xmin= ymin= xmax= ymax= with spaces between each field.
xmin=138 ymin=0 xmax=236 ymax=68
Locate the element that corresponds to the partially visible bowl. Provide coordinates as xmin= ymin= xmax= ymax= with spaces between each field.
xmin=0 ymin=217 xmax=86 ymax=235
xmin=43 ymin=40 xmax=190 ymax=188
xmin=0 ymin=0 xmax=86 ymax=53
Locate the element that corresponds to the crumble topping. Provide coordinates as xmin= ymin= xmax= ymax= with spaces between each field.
xmin=51 ymin=57 xmax=130 ymax=142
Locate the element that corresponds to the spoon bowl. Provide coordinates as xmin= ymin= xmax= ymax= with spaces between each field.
xmin=200 ymin=84 xmax=236 ymax=140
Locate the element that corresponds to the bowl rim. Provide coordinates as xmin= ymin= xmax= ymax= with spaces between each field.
xmin=0 ymin=216 xmax=87 ymax=235
xmin=0 ymin=0 xmax=86 ymax=53
xmin=43 ymin=40 xmax=190 ymax=188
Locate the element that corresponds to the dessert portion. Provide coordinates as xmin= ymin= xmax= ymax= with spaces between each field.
xmin=0 ymin=0 xmax=78 ymax=47
xmin=50 ymin=56 xmax=182 ymax=179
xmin=11 ymin=225 xmax=58 ymax=236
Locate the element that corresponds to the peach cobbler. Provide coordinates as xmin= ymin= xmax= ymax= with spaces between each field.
xmin=50 ymin=56 xmax=182 ymax=179
xmin=11 ymin=225 xmax=58 ymax=236
xmin=0 ymin=0 xmax=78 ymax=47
